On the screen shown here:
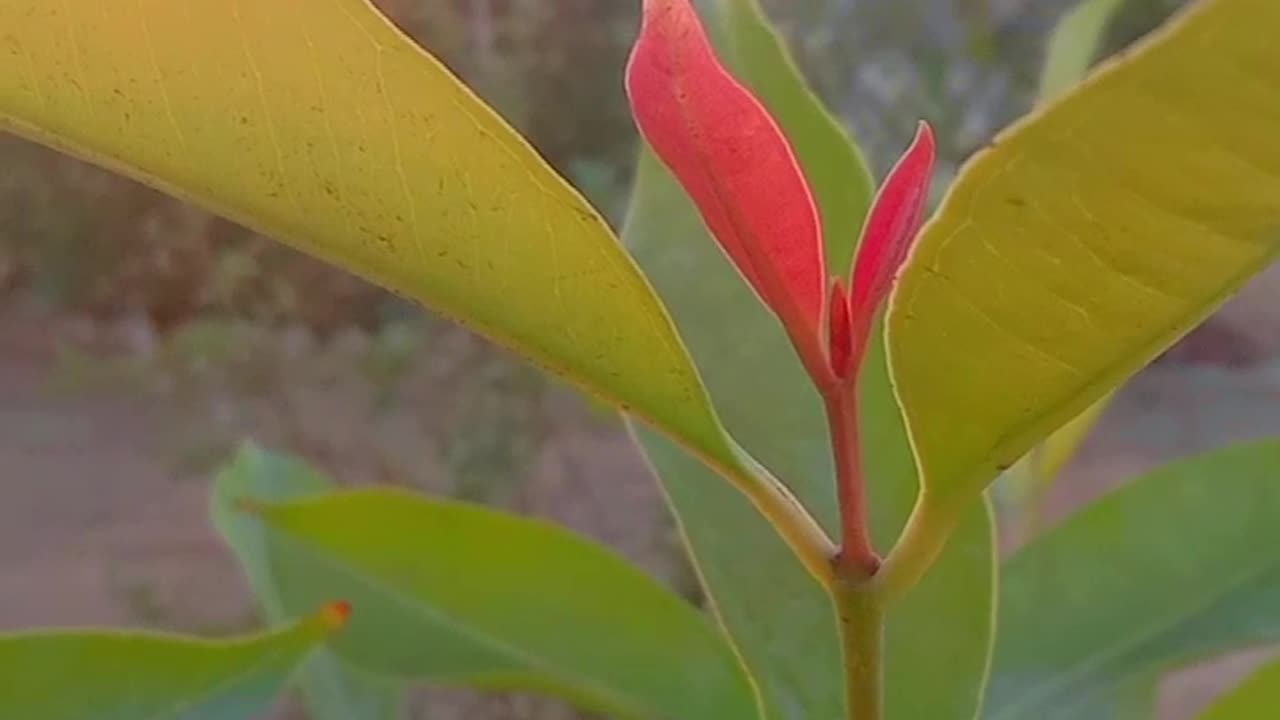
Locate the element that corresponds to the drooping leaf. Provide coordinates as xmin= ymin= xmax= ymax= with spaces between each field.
xmin=626 ymin=0 xmax=828 ymax=375
xmin=246 ymin=487 xmax=761 ymax=720
xmin=1197 ymin=655 xmax=1280 ymax=720
xmin=988 ymin=440 xmax=1280 ymax=720
xmin=0 ymin=606 xmax=344 ymax=720
xmin=888 ymin=0 xmax=1280 ymax=512
xmin=211 ymin=443 xmax=401 ymax=720
xmin=624 ymin=3 xmax=996 ymax=718
xmin=0 ymin=0 xmax=752 ymax=522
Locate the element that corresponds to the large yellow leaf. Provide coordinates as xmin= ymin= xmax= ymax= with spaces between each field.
xmin=0 ymin=0 xmax=829 ymax=582
xmin=888 ymin=0 xmax=1280 ymax=506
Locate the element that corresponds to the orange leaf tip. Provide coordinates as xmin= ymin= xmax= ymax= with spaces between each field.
xmin=321 ymin=600 xmax=353 ymax=631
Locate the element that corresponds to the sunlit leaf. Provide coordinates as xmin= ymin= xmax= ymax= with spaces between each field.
xmin=889 ymin=0 xmax=1280 ymax=512
xmin=0 ymin=0 xmax=754 ymax=519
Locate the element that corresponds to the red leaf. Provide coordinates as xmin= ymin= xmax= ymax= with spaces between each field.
xmin=846 ymin=121 xmax=935 ymax=361
xmin=827 ymin=278 xmax=854 ymax=380
xmin=625 ymin=0 xmax=826 ymax=369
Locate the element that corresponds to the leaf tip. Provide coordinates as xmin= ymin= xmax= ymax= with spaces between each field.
xmin=320 ymin=600 xmax=353 ymax=631
xmin=827 ymin=278 xmax=854 ymax=380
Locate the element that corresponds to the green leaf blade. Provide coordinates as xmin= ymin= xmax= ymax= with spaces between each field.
xmin=212 ymin=443 xmax=401 ymax=720
xmin=0 ymin=611 xmax=336 ymax=720
xmin=990 ymin=440 xmax=1280 ymax=720
xmin=249 ymin=487 xmax=760 ymax=720
xmin=889 ymin=0 xmax=1280 ymax=504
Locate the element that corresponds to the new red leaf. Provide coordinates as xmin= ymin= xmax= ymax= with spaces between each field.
xmin=846 ymin=121 xmax=936 ymax=362
xmin=828 ymin=278 xmax=854 ymax=380
xmin=625 ymin=0 xmax=827 ymax=373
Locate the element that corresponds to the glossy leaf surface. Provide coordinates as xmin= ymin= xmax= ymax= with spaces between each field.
xmin=250 ymin=487 xmax=761 ymax=720
xmin=212 ymin=443 xmax=401 ymax=720
xmin=0 ymin=0 xmax=742 ymax=501
xmin=625 ymin=2 xmax=996 ymax=717
xmin=889 ymin=0 xmax=1280 ymax=506
xmin=0 ymin=608 xmax=340 ymax=719
xmin=989 ymin=441 xmax=1280 ymax=720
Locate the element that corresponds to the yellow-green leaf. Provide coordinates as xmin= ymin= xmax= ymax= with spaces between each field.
xmin=888 ymin=0 xmax=1280 ymax=509
xmin=0 ymin=608 xmax=341 ymax=719
xmin=1198 ymin=656 xmax=1280 ymax=719
xmin=0 ymin=0 xmax=741 ymax=502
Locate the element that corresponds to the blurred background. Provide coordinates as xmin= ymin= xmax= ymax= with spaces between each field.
xmin=4 ymin=0 xmax=1280 ymax=717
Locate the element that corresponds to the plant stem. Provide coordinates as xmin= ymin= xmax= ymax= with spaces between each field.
xmin=872 ymin=491 xmax=964 ymax=602
xmin=628 ymin=423 xmax=839 ymax=589
xmin=822 ymin=373 xmax=883 ymax=718
xmin=824 ymin=383 xmax=880 ymax=579
xmin=834 ymin=578 xmax=884 ymax=720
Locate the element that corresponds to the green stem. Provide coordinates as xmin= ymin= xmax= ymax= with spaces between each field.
xmin=834 ymin=579 xmax=884 ymax=720
xmin=872 ymin=491 xmax=964 ymax=603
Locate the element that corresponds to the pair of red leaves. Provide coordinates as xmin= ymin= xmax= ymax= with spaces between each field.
xmin=625 ymin=0 xmax=935 ymax=392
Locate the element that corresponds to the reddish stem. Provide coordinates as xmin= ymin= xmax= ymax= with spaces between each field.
xmin=823 ymin=372 xmax=880 ymax=580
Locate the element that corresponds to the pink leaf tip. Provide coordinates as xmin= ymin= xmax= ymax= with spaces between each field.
xmin=842 ymin=120 xmax=936 ymax=376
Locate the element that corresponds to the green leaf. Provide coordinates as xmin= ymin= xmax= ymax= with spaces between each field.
xmin=248 ymin=487 xmax=761 ymax=720
xmin=212 ymin=443 xmax=401 ymax=720
xmin=0 ymin=0 xmax=742 ymax=505
xmin=625 ymin=3 xmax=996 ymax=718
xmin=0 ymin=608 xmax=340 ymax=719
xmin=1198 ymin=656 xmax=1280 ymax=719
xmin=888 ymin=0 xmax=1280 ymax=507
xmin=1038 ymin=0 xmax=1127 ymax=102
xmin=988 ymin=441 xmax=1280 ymax=720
